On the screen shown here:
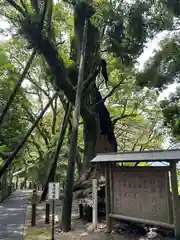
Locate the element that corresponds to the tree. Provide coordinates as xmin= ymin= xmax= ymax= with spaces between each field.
xmin=41 ymin=102 xmax=72 ymax=201
xmin=0 ymin=47 xmax=28 ymax=158
xmin=1 ymin=0 xmax=174 ymax=230
xmin=136 ymin=33 xmax=180 ymax=144
xmin=0 ymin=50 xmax=36 ymax=126
xmin=61 ymin=18 xmax=88 ymax=231
xmin=0 ymin=46 xmax=30 ymax=194
xmin=0 ymin=92 xmax=58 ymax=178
xmin=161 ymin=88 xmax=180 ymax=143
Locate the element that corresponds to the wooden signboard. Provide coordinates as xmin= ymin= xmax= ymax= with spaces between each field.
xmin=48 ymin=182 xmax=59 ymax=200
xmin=111 ymin=167 xmax=170 ymax=223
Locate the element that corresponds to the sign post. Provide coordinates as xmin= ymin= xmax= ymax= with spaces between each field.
xmin=48 ymin=182 xmax=59 ymax=240
xmin=92 ymin=178 xmax=98 ymax=230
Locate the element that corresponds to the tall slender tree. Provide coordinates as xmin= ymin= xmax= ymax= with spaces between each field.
xmin=0 ymin=92 xmax=58 ymax=178
xmin=61 ymin=18 xmax=88 ymax=231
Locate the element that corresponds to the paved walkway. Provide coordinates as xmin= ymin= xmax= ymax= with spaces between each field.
xmin=0 ymin=190 xmax=31 ymax=240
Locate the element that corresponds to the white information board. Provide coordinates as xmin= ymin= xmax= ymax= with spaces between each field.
xmin=48 ymin=182 xmax=59 ymax=200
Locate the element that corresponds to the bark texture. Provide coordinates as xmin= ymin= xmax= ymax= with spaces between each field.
xmin=72 ymin=2 xmax=117 ymax=188
xmin=61 ymin=18 xmax=88 ymax=232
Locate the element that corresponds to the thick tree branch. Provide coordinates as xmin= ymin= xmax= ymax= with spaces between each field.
xmin=6 ymin=0 xmax=27 ymax=17
xmin=92 ymin=79 xmax=124 ymax=109
xmin=20 ymin=0 xmax=29 ymax=14
xmin=112 ymin=113 xmax=137 ymax=125
xmin=28 ymin=135 xmax=43 ymax=161
xmin=103 ymin=79 xmax=124 ymax=101
xmin=40 ymin=0 xmax=48 ymax=30
xmin=22 ymin=99 xmax=50 ymax=148
xmin=47 ymin=0 xmax=54 ymax=39
xmin=6 ymin=3 xmax=95 ymax=130
xmin=0 ymin=92 xmax=58 ymax=178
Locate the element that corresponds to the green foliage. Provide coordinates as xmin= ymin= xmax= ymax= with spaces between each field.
xmin=0 ymin=49 xmax=28 ymax=155
xmin=1 ymin=0 xmax=177 ymax=186
xmin=91 ymin=0 xmax=173 ymax=65
xmin=161 ymin=87 xmax=180 ymax=140
xmin=0 ymin=46 xmax=8 ymax=66
xmin=106 ymin=66 xmax=165 ymax=151
xmin=136 ymin=37 xmax=180 ymax=90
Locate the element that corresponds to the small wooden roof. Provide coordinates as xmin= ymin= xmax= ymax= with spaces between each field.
xmin=91 ymin=149 xmax=180 ymax=163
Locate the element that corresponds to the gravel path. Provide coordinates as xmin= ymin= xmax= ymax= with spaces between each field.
xmin=0 ymin=190 xmax=32 ymax=240
xmin=24 ymin=198 xmax=174 ymax=240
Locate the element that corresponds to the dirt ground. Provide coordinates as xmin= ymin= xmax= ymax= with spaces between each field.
xmin=24 ymin=196 xmax=174 ymax=240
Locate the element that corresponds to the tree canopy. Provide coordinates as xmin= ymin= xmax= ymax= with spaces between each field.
xmin=0 ymin=0 xmax=180 ymax=231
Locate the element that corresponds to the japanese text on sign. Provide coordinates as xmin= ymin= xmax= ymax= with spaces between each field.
xmin=112 ymin=168 xmax=170 ymax=223
xmin=48 ymin=182 xmax=59 ymax=200
xmin=92 ymin=179 xmax=97 ymax=209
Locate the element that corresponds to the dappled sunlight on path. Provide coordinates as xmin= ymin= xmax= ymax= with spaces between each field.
xmin=0 ymin=190 xmax=31 ymax=239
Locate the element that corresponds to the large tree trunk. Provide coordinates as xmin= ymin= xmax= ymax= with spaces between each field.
xmin=74 ymin=84 xmax=117 ymax=190
xmin=72 ymin=2 xmax=117 ymax=187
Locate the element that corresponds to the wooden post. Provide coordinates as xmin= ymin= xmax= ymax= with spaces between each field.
xmin=170 ymin=162 xmax=180 ymax=239
xmin=31 ymin=190 xmax=37 ymax=226
xmin=31 ymin=203 xmax=36 ymax=226
xmin=105 ymin=164 xmax=111 ymax=233
xmin=45 ymin=202 xmax=50 ymax=224
xmin=8 ymin=185 xmax=11 ymax=196
xmin=33 ymin=182 xmax=37 ymax=190
xmin=16 ymin=176 xmax=19 ymax=189
xmin=167 ymin=172 xmax=173 ymax=224
xmin=109 ymin=165 xmax=114 ymax=214
xmin=29 ymin=182 xmax=32 ymax=189
xmin=79 ymin=204 xmax=83 ymax=218
xmin=52 ymin=199 xmax=55 ymax=240
xmin=24 ymin=180 xmax=27 ymax=189
xmin=92 ymin=178 xmax=98 ymax=230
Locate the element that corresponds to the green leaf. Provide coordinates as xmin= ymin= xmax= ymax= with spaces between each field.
xmin=3 ymin=63 xmax=15 ymax=70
